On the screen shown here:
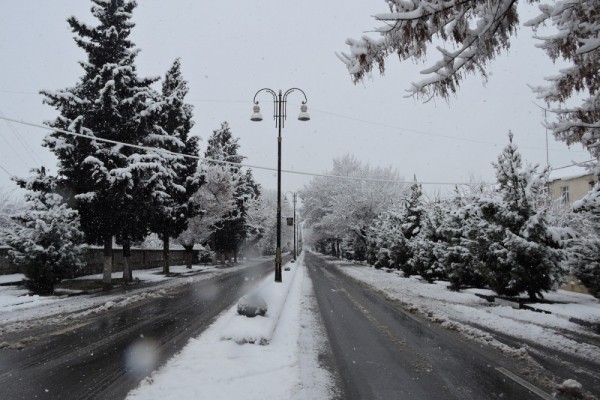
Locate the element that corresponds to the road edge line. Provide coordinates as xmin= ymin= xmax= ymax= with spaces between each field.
xmin=495 ymin=367 xmax=554 ymax=400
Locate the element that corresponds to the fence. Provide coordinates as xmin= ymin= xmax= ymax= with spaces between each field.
xmin=0 ymin=246 xmax=198 ymax=276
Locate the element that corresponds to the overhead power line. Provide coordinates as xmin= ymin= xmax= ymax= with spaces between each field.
xmin=0 ymin=115 xmax=494 ymax=186
xmin=0 ymin=162 xmax=13 ymax=177
xmin=0 ymin=109 xmax=44 ymax=165
xmin=0 ymin=90 xmax=588 ymax=154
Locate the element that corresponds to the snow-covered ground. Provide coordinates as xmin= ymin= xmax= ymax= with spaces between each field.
xmin=126 ymin=254 xmax=336 ymax=400
xmin=4 ymin=251 xmax=598 ymax=398
xmin=0 ymin=262 xmax=257 ymax=333
xmin=326 ymin=256 xmax=600 ymax=364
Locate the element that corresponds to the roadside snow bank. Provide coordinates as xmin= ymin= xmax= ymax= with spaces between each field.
xmin=221 ymin=256 xmax=301 ymax=344
xmin=327 ymin=257 xmax=600 ymax=364
xmin=126 ymin=254 xmax=336 ymax=400
xmin=0 ymin=262 xmax=253 ymax=332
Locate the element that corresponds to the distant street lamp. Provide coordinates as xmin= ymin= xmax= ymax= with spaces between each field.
xmin=285 ymin=191 xmax=298 ymax=261
xmin=251 ymin=88 xmax=310 ymax=282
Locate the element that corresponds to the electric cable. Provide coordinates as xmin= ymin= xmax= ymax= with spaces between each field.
xmin=0 ymin=90 xmax=588 ymax=154
xmin=0 ymin=115 xmax=495 ymax=186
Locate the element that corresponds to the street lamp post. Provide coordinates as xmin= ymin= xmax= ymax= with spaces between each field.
xmin=251 ymin=88 xmax=309 ymax=282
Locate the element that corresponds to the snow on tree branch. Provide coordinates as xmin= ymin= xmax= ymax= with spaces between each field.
xmin=339 ymin=0 xmax=520 ymax=99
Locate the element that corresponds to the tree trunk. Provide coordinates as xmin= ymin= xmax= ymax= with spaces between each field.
xmin=103 ymin=235 xmax=112 ymax=288
xmin=184 ymin=245 xmax=193 ymax=269
xmin=163 ymin=233 xmax=170 ymax=275
xmin=122 ymin=238 xmax=132 ymax=283
xmin=233 ymin=244 xmax=238 ymax=263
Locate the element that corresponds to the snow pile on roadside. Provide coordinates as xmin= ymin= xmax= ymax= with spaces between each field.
xmin=0 ymin=263 xmax=248 ymax=333
xmin=75 ymin=264 xmax=218 ymax=283
xmin=0 ymin=273 xmax=25 ymax=285
xmin=220 ymin=257 xmax=299 ymax=344
xmin=126 ymin=256 xmax=336 ymax=400
xmin=0 ymin=286 xmax=63 ymax=312
xmin=329 ymin=258 xmax=600 ymax=363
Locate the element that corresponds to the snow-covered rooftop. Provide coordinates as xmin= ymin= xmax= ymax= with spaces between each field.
xmin=549 ymin=165 xmax=594 ymax=182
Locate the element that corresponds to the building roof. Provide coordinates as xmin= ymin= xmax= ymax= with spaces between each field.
xmin=549 ymin=165 xmax=594 ymax=182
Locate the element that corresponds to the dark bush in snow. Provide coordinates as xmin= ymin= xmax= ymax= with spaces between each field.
xmin=237 ymin=293 xmax=268 ymax=318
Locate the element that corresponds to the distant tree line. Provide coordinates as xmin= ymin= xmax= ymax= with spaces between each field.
xmin=302 ymin=136 xmax=600 ymax=299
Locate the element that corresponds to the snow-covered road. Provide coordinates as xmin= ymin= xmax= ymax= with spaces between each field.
xmin=320 ymin=254 xmax=600 ymax=399
xmin=0 ymin=258 xmax=278 ymax=399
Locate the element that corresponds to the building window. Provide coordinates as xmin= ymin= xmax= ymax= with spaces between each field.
xmin=561 ymin=186 xmax=570 ymax=204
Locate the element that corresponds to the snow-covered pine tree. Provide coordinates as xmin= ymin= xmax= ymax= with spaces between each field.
xmin=146 ymin=58 xmax=200 ymax=274
xmin=436 ymin=189 xmax=487 ymax=290
xmin=481 ymin=133 xmax=564 ymax=299
xmin=365 ymin=210 xmax=401 ymax=269
xmin=409 ymin=199 xmax=445 ymax=283
xmin=394 ymin=179 xmax=425 ymax=276
xmin=41 ymin=0 xmax=162 ymax=286
xmin=4 ymin=169 xmax=85 ymax=294
xmin=567 ymin=186 xmax=600 ymax=298
xmin=204 ymin=122 xmax=248 ymax=263
xmin=567 ymin=235 xmax=600 ymax=298
xmin=233 ymin=169 xmax=261 ymax=260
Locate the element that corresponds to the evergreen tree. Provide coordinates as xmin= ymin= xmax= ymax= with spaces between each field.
xmin=365 ymin=181 xmax=425 ymax=274
xmin=567 ymin=235 xmax=600 ymax=298
xmin=409 ymin=200 xmax=445 ymax=282
xmin=40 ymin=0 xmax=161 ymax=285
xmin=204 ymin=122 xmax=249 ymax=262
xmin=436 ymin=192 xmax=487 ymax=290
xmin=479 ymin=133 xmax=564 ymax=299
xmin=397 ymin=179 xmax=425 ymax=276
xmin=569 ymin=194 xmax=600 ymax=298
xmin=365 ymin=210 xmax=402 ymax=270
xmin=147 ymin=58 xmax=200 ymax=274
xmin=3 ymin=169 xmax=85 ymax=294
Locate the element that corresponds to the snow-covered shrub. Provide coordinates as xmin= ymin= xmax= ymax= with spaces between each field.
xmin=198 ymin=247 xmax=214 ymax=264
xmin=237 ymin=292 xmax=267 ymax=318
xmin=3 ymin=179 xmax=85 ymax=294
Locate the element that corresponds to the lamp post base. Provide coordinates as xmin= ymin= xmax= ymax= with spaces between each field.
xmin=275 ymin=247 xmax=282 ymax=282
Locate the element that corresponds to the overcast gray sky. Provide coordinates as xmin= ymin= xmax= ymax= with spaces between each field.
xmin=0 ymin=0 xmax=591 ymax=196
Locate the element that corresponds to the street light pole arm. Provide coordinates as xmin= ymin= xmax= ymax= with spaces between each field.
xmin=252 ymin=88 xmax=278 ymax=104
xmin=283 ymin=88 xmax=308 ymax=105
xmin=253 ymin=88 xmax=279 ymax=127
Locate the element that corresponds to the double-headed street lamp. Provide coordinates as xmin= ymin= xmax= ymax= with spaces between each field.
xmin=251 ymin=88 xmax=309 ymax=282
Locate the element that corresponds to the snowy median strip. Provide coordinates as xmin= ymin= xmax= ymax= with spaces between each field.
xmin=126 ymin=254 xmax=336 ymax=400
xmin=220 ymin=255 xmax=301 ymax=345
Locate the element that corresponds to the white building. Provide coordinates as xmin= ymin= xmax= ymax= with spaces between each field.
xmin=548 ymin=165 xmax=597 ymax=206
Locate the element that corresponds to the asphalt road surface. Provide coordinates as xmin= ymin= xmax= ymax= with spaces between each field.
xmin=305 ymin=252 xmax=558 ymax=400
xmin=0 ymin=257 xmax=278 ymax=400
